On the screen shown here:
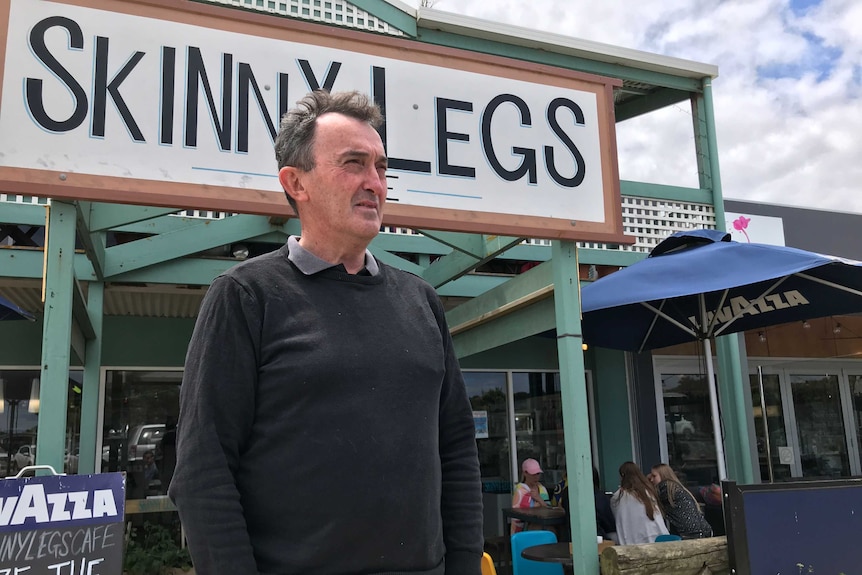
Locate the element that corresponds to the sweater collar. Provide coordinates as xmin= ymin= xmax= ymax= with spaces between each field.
xmin=286 ymin=236 xmax=379 ymax=276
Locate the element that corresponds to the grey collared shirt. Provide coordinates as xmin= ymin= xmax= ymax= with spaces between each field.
xmin=286 ymin=236 xmax=379 ymax=276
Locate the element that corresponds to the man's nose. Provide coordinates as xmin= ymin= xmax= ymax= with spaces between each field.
xmin=363 ymin=165 xmax=387 ymax=196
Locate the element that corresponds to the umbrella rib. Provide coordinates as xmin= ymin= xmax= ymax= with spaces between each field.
xmin=796 ymin=272 xmax=862 ymax=297
xmin=638 ymin=300 xmax=665 ymax=353
xmin=640 ymin=301 xmax=698 ymax=349
xmin=713 ymin=276 xmax=789 ymax=337
xmin=705 ymin=289 xmax=730 ymax=336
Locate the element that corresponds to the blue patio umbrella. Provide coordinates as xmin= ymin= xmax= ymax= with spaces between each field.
xmin=0 ymin=295 xmax=36 ymax=321
xmin=581 ymin=229 xmax=862 ymax=479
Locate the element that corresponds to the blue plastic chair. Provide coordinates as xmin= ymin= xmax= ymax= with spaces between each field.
xmin=655 ymin=534 xmax=682 ymax=542
xmin=511 ymin=530 xmax=564 ymax=575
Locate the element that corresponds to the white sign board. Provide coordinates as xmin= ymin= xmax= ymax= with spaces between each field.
xmin=0 ymin=0 xmax=627 ymax=242
xmin=725 ymin=212 xmax=786 ymax=246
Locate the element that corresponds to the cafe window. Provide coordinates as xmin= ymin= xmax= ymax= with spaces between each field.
xmin=101 ymin=369 xmax=181 ymax=496
xmin=0 ymin=368 xmax=83 ymax=476
xmin=511 ymin=372 xmax=566 ymax=487
xmin=659 ymin=373 xmax=718 ymax=487
xmin=464 ymin=371 xmax=511 ymax=487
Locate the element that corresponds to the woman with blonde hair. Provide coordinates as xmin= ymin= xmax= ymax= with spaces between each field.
xmin=649 ymin=463 xmax=713 ymax=539
xmin=610 ymin=461 xmax=669 ymax=544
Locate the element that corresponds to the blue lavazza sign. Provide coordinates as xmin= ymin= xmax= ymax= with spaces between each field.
xmin=0 ymin=473 xmax=125 ymax=575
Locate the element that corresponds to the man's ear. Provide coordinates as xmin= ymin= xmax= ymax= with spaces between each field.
xmin=279 ymin=166 xmax=308 ymax=205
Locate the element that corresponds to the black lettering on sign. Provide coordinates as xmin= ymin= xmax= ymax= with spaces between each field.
xmin=92 ymin=36 xmax=146 ymax=141
xmin=481 ymin=94 xmax=537 ymax=184
xmin=544 ymin=97 xmax=586 ymax=187
xmin=298 ymin=59 xmax=341 ymax=92
xmin=25 ymin=16 xmax=88 ymax=132
xmin=185 ymin=48 xmax=233 ymax=151
xmin=436 ymin=98 xmax=475 ymax=178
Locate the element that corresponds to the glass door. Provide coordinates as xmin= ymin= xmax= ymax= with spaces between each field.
xmin=789 ymin=373 xmax=850 ymax=478
xmin=748 ymin=372 xmax=792 ymax=481
xmin=846 ymin=374 xmax=862 ymax=473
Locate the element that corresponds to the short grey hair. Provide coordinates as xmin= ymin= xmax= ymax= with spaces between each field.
xmin=274 ymin=90 xmax=384 ymax=210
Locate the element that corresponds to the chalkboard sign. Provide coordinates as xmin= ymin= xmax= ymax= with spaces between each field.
xmin=723 ymin=478 xmax=862 ymax=575
xmin=0 ymin=472 xmax=125 ymax=574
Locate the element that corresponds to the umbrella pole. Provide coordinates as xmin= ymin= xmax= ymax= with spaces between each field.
xmin=703 ymin=337 xmax=728 ymax=481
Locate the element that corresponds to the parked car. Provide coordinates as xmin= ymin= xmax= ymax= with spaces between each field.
xmin=665 ymin=414 xmax=695 ymax=437
xmin=12 ymin=444 xmax=36 ymax=472
xmin=127 ymin=424 xmax=165 ymax=461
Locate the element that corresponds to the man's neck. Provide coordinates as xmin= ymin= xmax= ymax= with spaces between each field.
xmin=298 ymin=235 xmax=368 ymax=274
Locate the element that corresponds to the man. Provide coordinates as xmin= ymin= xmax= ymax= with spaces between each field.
xmin=142 ymin=450 xmax=159 ymax=484
xmin=169 ymin=90 xmax=483 ymax=574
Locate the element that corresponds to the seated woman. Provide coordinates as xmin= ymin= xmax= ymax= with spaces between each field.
xmin=511 ymin=458 xmax=551 ymax=534
xmin=610 ymin=461 xmax=669 ymax=544
xmin=649 ymin=463 xmax=713 ymax=539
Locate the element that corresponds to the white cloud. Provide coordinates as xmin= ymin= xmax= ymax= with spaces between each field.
xmin=423 ymin=0 xmax=862 ymax=213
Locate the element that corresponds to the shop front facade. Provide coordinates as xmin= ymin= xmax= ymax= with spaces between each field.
xmin=0 ymin=0 xmax=739 ymax=569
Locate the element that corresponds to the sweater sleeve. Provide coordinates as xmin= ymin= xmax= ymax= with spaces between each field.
xmin=168 ymin=275 xmax=261 ymax=575
xmin=431 ymin=293 xmax=484 ymax=575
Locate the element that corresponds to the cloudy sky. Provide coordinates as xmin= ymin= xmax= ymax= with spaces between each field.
xmin=427 ymin=0 xmax=862 ymax=214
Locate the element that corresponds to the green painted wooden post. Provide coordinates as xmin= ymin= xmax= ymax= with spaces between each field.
xmin=699 ymin=78 xmax=755 ymax=483
xmin=716 ymin=335 xmax=755 ymax=483
xmin=552 ymin=240 xmax=598 ymax=574
xmin=78 ymin=279 xmax=104 ymax=474
xmin=36 ymin=200 xmax=77 ymax=475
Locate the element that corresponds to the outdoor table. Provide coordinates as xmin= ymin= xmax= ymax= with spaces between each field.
xmin=501 ymin=506 xmax=567 ymax=535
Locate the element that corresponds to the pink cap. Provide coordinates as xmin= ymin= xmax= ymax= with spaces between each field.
xmin=522 ymin=458 xmax=543 ymax=475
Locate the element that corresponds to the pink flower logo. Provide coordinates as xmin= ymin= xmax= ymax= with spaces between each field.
xmin=733 ymin=216 xmax=751 ymax=242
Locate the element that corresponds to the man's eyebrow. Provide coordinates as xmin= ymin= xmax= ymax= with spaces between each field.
xmin=338 ymin=150 xmax=388 ymax=165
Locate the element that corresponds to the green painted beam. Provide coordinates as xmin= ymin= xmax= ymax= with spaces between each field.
xmin=76 ymin=202 xmax=106 ymax=280
xmin=436 ymin=274 xmax=508 ymax=298
xmin=452 ymin=296 xmax=555 ymax=359
xmin=70 ymin=317 xmax=86 ymax=367
xmin=103 ymin=214 xmax=276 ymax=277
xmin=72 ymin=278 xmax=96 ymax=340
xmin=551 ymin=240 xmax=597 ymax=574
xmin=371 ymin=232 xmax=449 ymax=255
xmin=416 ymin=28 xmax=703 ymax=93
xmin=422 ymin=235 xmax=524 ymax=288
xmin=368 ymin=247 xmax=425 ymax=275
xmin=0 ymin=201 xmax=46 ymax=225
xmin=106 ymin=258 xmax=238 ymax=285
xmin=87 ymin=203 xmax=182 ymax=232
xmin=446 ymin=260 xmax=553 ymax=330
xmin=416 ymin=230 xmax=486 ymax=257
xmin=79 ymin=281 xmax=104 ymax=475
xmin=0 ymin=250 xmax=97 ymax=280
xmin=36 ymin=201 xmax=76 ymax=475
xmin=348 ymin=0 xmax=417 ymax=36
xmin=621 ymin=180 xmax=713 ymax=205
xmin=578 ymin=248 xmax=644 ymax=267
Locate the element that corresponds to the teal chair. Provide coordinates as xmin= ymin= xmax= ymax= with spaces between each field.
xmin=655 ymin=534 xmax=682 ymax=542
xmin=511 ymin=530 xmax=563 ymax=575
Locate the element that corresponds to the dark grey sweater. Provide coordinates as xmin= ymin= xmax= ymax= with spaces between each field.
xmin=169 ymin=244 xmax=483 ymax=574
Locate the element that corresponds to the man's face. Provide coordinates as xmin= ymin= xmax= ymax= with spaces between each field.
xmin=281 ymin=113 xmax=387 ymax=246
